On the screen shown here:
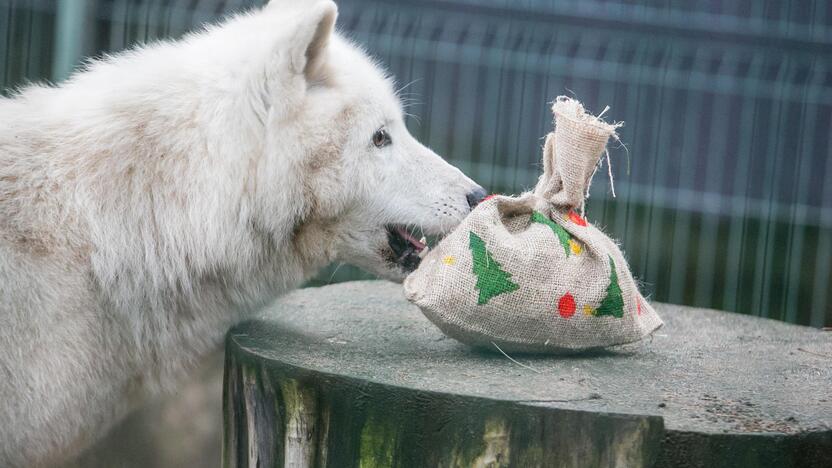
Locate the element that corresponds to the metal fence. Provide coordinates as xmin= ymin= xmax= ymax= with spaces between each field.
xmin=2 ymin=0 xmax=830 ymax=327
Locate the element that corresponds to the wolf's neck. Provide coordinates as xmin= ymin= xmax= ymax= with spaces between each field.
xmin=0 ymin=13 xmax=339 ymax=387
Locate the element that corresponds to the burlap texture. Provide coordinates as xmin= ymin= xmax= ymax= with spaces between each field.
xmin=404 ymin=97 xmax=663 ymax=353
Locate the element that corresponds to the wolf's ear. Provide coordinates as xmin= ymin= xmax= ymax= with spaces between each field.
xmin=286 ymin=1 xmax=337 ymax=80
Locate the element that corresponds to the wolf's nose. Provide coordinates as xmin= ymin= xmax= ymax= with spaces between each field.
xmin=466 ymin=186 xmax=488 ymax=210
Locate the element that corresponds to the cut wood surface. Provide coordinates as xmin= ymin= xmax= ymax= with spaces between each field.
xmin=224 ymin=281 xmax=832 ymax=468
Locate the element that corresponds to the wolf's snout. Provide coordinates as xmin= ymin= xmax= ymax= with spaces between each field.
xmin=466 ymin=186 xmax=488 ymax=210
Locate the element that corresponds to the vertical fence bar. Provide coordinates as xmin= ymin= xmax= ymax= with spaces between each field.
xmin=0 ymin=0 xmax=12 ymax=91
xmin=783 ymin=62 xmax=823 ymax=323
xmin=721 ymin=56 xmax=764 ymax=314
xmin=751 ymin=59 xmax=789 ymax=318
xmin=691 ymin=53 xmax=735 ymax=308
xmin=810 ymin=136 xmax=832 ymax=327
xmin=666 ymin=49 xmax=708 ymax=306
xmin=52 ymin=0 xmax=93 ymax=82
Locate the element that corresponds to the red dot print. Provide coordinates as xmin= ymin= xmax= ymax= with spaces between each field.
xmin=558 ymin=293 xmax=576 ymax=318
xmin=637 ymin=298 xmax=642 ymax=315
xmin=568 ymin=210 xmax=587 ymax=226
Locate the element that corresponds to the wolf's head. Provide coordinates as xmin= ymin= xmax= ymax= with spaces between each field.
xmin=250 ymin=0 xmax=485 ymax=282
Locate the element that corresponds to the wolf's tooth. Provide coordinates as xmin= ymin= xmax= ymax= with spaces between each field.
xmin=418 ymin=245 xmax=430 ymax=259
xmin=419 ymin=236 xmax=427 ymax=245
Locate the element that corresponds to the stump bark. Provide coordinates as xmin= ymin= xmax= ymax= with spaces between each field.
xmin=223 ymin=281 xmax=832 ymax=468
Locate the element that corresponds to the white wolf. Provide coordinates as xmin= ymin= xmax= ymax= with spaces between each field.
xmin=0 ymin=1 xmax=485 ymax=465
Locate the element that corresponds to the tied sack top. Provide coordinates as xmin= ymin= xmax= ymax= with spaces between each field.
xmin=404 ymin=97 xmax=663 ymax=353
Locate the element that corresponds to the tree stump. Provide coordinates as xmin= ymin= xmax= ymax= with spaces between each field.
xmin=223 ymin=281 xmax=831 ymax=468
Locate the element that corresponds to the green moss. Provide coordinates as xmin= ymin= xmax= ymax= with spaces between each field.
xmin=469 ymin=418 xmax=511 ymax=467
xmin=280 ymin=379 xmax=304 ymax=419
xmin=359 ymin=414 xmax=397 ymax=468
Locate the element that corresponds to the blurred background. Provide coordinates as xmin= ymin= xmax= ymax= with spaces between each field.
xmin=3 ymin=0 xmax=828 ymax=328
xmin=1 ymin=0 xmax=830 ymax=466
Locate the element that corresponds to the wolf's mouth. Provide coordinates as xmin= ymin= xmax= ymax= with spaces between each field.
xmin=386 ymin=225 xmax=430 ymax=272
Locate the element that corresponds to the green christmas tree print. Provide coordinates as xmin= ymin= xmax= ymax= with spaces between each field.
xmin=595 ymin=256 xmax=624 ymax=318
xmin=531 ymin=211 xmax=572 ymax=256
xmin=469 ymin=231 xmax=519 ymax=305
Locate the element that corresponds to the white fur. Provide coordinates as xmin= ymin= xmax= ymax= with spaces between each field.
xmin=0 ymin=1 xmax=480 ymax=465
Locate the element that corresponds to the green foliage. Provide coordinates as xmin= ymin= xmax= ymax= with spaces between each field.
xmin=469 ymin=231 xmax=519 ymax=305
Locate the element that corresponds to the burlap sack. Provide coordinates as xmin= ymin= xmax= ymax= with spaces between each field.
xmin=404 ymin=97 xmax=662 ymax=353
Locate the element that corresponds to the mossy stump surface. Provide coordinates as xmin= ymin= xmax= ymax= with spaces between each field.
xmin=224 ymin=281 xmax=831 ymax=468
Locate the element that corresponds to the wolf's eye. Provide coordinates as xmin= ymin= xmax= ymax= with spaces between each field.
xmin=372 ymin=128 xmax=391 ymax=148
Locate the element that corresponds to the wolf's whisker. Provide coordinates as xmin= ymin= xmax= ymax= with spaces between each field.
xmin=395 ymin=78 xmax=422 ymax=97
